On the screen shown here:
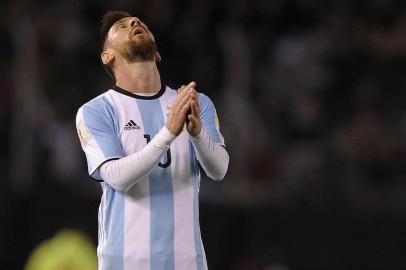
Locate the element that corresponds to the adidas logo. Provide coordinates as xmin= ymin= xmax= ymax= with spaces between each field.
xmin=124 ymin=120 xmax=141 ymax=130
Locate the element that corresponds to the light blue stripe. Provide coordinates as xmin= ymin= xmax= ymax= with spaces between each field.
xmin=101 ymin=96 xmax=121 ymax=135
xmin=82 ymin=96 xmax=124 ymax=179
xmin=136 ymin=99 xmax=175 ymax=270
xmin=198 ymin=93 xmax=221 ymax=143
xmin=101 ymin=184 xmax=125 ymax=270
xmin=190 ymin=144 xmax=204 ymax=270
xmin=204 ymin=122 xmax=221 ymax=143
xmin=83 ymin=97 xmax=122 ymax=157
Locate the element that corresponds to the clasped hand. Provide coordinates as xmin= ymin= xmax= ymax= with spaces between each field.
xmin=165 ymin=81 xmax=202 ymax=136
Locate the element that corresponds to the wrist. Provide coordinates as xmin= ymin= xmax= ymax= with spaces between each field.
xmin=162 ymin=126 xmax=177 ymax=140
xmin=165 ymin=123 xmax=180 ymax=136
xmin=190 ymin=126 xmax=204 ymax=141
xmin=189 ymin=123 xmax=202 ymax=137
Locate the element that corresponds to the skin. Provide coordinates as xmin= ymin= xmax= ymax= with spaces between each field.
xmin=101 ymin=16 xmax=202 ymax=136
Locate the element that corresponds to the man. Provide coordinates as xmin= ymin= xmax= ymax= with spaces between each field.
xmin=75 ymin=11 xmax=229 ymax=270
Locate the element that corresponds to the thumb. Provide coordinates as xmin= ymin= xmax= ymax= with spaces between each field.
xmin=188 ymin=114 xmax=198 ymax=125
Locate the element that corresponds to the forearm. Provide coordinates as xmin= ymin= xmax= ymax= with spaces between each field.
xmin=100 ymin=127 xmax=175 ymax=191
xmin=190 ymin=128 xmax=229 ymax=181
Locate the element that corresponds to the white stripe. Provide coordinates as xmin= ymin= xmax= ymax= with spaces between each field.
xmin=160 ymin=92 xmax=198 ymax=270
xmin=124 ymin=178 xmax=151 ymax=269
xmin=172 ymin=135 xmax=197 ymax=270
xmin=97 ymin=183 xmax=106 ymax=270
xmin=108 ymin=92 xmax=151 ymax=269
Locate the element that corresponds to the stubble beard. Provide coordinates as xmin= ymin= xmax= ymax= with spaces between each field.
xmin=118 ymin=34 xmax=157 ymax=62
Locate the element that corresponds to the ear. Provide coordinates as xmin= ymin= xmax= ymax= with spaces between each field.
xmin=154 ymin=52 xmax=161 ymax=63
xmin=101 ymin=49 xmax=115 ymax=65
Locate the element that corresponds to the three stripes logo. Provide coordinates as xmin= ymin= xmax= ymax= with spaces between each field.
xmin=124 ymin=120 xmax=141 ymax=130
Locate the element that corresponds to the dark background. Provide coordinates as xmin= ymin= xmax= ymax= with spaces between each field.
xmin=1 ymin=0 xmax=406 ymax=269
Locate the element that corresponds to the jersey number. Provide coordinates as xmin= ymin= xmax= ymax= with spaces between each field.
xmin=144 ymin=134 xmax=171 ymax=168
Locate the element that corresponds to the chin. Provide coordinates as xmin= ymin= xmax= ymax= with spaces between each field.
xmin=123 ymin=37 xmax=157 ymax=62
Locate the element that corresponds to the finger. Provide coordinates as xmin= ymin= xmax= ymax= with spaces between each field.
xmin=175 ymin=89 xmax=193 ymax=111
xmin=173 ymin=82 xmax=195 ymax=110
xmin=189 ymin=88 xmax=197 ymax=97
xmin=187 ymin=81 xmax=196 ymax=89
xmin=191 ymin=99 xmax=200 ymax=117
xmin=178 ymin=85 xmax=196 ymax=106
xmin=172 ymin=91 xmax=193 ymax=116
xmin=173 ymin=89 xmax=193 ymax=112
xmin=179 ymin=81 xmax=195 ymax=93
xmin=188 ymin=114 xmax=199 ymax=125
xmin=175 ymin=85 xmax=187 ymax=104
xmin=182 ymin=81 xmax=196 ymax=95
xmin=190 ymin=100 xmax=196 ymax=117
xmin=188 ymin=89 xmax=198 ymax=102
xmin=178 ymin=84 xmax=186 ymax=93
xmin=179 ymin=100 xmax=192 ymax=117
xmin=175 ymin=83 xmax=192 ymax=103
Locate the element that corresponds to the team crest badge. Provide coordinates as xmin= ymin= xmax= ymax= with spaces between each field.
xmin=77 ymin=119 xmax=92 ymax=145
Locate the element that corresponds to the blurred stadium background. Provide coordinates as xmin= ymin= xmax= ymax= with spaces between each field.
xmin=1 ymin=0 xmax=406 ymax=269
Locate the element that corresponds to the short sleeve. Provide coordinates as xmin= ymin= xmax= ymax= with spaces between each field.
xmin=76 ymin=99 xmax=125 ymax=181
xmin=198 ymin=93 xmax=225 ymax=146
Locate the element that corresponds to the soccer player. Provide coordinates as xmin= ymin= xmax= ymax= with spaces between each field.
xmin=75 ymin=11 xmax=229 ymax=270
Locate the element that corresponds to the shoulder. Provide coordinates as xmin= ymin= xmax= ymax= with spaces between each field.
xmin=197 ymin=92 xmax=216 ymax=112
xmin=163 ymin=85 xmax=179 ymax=98
xmin=76 ymin=90 xmax=116 ymax=122
xmin=197 ymin=92 xmax=212 ymax=103
xmin=78 ymin=90 xmax=115 ymax=111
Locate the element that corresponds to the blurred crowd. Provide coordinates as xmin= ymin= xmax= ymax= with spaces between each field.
xmin=2 ymin=0 xmax=405 ymax=207
xmin=1 ymin=0 xmax=406 ymax=269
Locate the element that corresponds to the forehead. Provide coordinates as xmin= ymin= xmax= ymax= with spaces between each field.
xmin=105 ymin=16 xmax=154 ymax=45
xmin=111 ymin=16 xmax=146 ymax=30
xmin=114 ymin=17 xmax=132 ymax=26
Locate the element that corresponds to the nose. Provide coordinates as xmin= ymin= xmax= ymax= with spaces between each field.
xmin=130 ymin=17 xmax=141 ymax=27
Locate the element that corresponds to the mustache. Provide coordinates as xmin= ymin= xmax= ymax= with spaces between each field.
xmin=119 ymin=35 xmax=157 ymax=62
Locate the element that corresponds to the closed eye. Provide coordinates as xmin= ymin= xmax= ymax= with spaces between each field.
xmin=114 ymin=22 xmax=127 ymax=31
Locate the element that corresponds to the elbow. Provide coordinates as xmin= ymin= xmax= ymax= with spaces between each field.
xmin=99 ymin=161 xmax=137 ymax=192
xmin=207 ymin=168 xmax=228 ymax=181
xmin=101 ymin=171 xmax=135 ymax=192
xmin=105 ymin=172 xmax=146 ymax=192
xmin=108 ymin=175 xmax=144 ymax=192
xmin=208 ymin=157 xmax=229 ymax=181
xmin=210 ymin=173 xmax=226 ymax=181
xmin=107 ymin=180 xmax=130 ymax=192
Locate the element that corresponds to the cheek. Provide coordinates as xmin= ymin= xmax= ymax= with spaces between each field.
xmin=109 ymin=31 xmax=128 ymax=46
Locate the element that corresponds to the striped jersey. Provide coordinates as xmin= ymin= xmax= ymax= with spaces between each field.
xmin=75 ymin=84 xmax=225 ymax=270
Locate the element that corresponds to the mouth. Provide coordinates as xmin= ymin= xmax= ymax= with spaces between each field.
xmin=132 ymin=27 xmax=145 ymax=36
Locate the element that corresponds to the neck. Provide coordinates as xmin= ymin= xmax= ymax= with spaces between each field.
xmin=115 ymin=61 xmax=161 ymax=93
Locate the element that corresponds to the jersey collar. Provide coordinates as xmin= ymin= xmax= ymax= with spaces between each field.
xmin=112 ymin=84 xmax=166 ymax=100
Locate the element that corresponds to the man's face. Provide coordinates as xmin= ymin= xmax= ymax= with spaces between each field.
xmin=106 ymin=17 xmax=157 ymax=62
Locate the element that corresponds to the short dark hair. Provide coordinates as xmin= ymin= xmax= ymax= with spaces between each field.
xmin=100 ymin=10 xmax=131 ymax=80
